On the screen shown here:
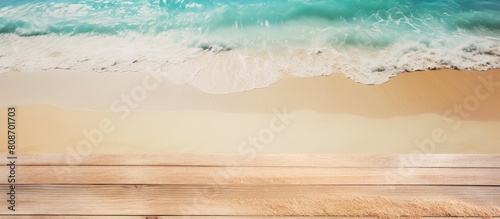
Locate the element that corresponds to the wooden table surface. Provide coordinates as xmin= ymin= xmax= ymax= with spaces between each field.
xmin=1 ymin=154 xmax=499 ymax=218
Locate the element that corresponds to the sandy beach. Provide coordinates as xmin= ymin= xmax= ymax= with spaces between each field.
xmin=0 ymin=69 xmax=499 ymax=154
xmin=2 ymin=1 xmax=500 ymax=217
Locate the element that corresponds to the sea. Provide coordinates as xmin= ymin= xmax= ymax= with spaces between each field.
xmin=0 ymin=0 xmax=499 ymax=93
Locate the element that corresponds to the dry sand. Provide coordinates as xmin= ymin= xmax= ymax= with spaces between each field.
xmin=0 ymin=69 xmax=499 ymax=154
xmin=220 ymin=196 xmax=500 ymax=218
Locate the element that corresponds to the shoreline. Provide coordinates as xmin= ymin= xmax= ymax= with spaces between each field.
xmin=0 ymin=69 xmax=499 ymax=119
xmin=0 ymin=69 xmax=499 ymax=154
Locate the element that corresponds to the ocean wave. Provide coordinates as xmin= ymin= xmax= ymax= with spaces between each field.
xmin=1 ymin=0 xmax=500 ymax=38
xmin=0 ymin=0 xmax=499 ymax=93
xmin=1 ymin=33 xmax=498 ymax=93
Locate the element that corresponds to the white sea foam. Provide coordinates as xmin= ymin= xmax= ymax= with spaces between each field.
xmin=0 ymin=34 xmax=499 ymax=93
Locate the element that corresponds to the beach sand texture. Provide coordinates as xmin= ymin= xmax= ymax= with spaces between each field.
xmin=0 ymin=69 xmax=499 ymax=154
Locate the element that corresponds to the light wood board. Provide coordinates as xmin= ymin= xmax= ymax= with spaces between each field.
xmin=1 ymin=154 xmax=499 ymax=217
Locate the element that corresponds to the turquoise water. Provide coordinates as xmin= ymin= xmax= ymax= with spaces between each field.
xmin=1 ymin=0 xmax=499 ymax=47
xmin=0 ymin=0 xmax=499 ymax=92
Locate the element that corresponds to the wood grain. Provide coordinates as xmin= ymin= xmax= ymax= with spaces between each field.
xmin=1 ymin=166 xmax=499 ymax=185
xmin=4 ymin=154 xmax=500 ymax=167
xmin=1 ymin=154 xmax=499 ymax=217
xmin=0 ymin=185 xmax=498 ymax=215
xmin=5 ymin=217 xmax=496 ymax=219
xmin=2 ymin=217 xmax=498 ymax=219
xmin=0 ymin=217 xmax=374 ymax=219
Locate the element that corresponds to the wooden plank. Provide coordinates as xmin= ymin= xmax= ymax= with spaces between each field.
xmin=1 ymin=166 xmax=499 ymax=185
xmin=0 ymin=217 xmax=378 ymax=219
xmin=1 ymin=185 xmax=498 ymax=215
xmin=4 ymin=154 xmax=500 ymax=167
xmin=2 ymin=217 xmax=498 ymax=219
